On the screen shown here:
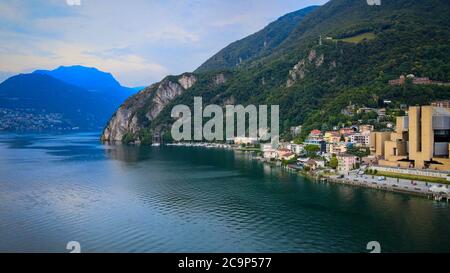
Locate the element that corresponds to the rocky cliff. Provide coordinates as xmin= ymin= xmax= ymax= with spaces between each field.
xmin=101 ymin=73 xmax=197 ymax=143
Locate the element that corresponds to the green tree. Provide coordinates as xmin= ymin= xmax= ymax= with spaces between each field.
xmin=347 ymin=146 xmax=370 ymax=158
xmin=293 ymin=136 xmax=304 ymax=144
xmin=122 ymin=132 xmax=134 ymax=144
xmin=329 ymin=155 xmax=338 ymax=169
xmin=304 ymin=144 xmax=320 ymax=158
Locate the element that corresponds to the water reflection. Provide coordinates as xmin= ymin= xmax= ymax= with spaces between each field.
xmin=0 ymin=132 xmax=449 ymax=253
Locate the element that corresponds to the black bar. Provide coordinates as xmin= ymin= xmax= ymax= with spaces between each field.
xmin=1 ymin=253 xmax=447 ymax=272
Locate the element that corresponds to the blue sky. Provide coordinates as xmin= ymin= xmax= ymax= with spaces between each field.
xmin=0 ymin=0 xmax=327 ymax=87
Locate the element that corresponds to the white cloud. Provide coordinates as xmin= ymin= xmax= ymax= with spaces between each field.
xmin=0 ymin=0 xmax=327 ymax=86
xmin=66 ymin=0 xmax=81 ymax=6
xmin=145 ymin=26 xmax=200 ymax=44
xmin=0 ymin=37 xmax=168 ymax=86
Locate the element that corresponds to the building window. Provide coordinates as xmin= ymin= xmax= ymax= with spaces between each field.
xmin=434 ymin=129 xmax=450 ymax=142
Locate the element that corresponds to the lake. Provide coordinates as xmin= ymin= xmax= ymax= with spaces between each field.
xmin=0 ymin=132 xmax=449 ymax=252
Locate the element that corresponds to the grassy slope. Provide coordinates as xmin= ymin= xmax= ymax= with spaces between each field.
xmin=339 ymin=32 xmax=376 ymax=43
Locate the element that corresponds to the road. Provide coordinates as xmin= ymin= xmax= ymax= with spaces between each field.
xmin=338 ymin=170 xmax=449 ymax=196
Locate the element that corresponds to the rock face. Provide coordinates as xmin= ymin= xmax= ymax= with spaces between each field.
xmin=286 ymin=50 xmax=326 ymax=87
xmin=101 ymin=74 xmax=197 ymax=142
xmin=177 ymin=74 xmax=197 ymax=89
xmin=213 ymin=73 xmax=227 ymax=85
xmin=101 ymin=105 xmax=139 ymax=142
xmin=287 ymin=59 xmax=307 ymax=87
xmin=101 ymin=84 xmax=154 ymax=142
xmin=149 ymin=80 xmax=185 ymax=120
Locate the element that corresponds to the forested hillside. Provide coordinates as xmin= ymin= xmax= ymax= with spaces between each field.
xmin=102 ymin=0 xmax=450 ymax=143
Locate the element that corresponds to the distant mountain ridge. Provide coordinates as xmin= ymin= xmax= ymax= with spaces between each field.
xmin=0 ymin=66 xmax=139 ymax=131
xmin=34 ymin=65 xmax=135 ymax=101
xmin=0 ymin=73 xmax=113 ymax=131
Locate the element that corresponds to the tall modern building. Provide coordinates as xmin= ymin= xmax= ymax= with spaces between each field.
xmin=376 ymin=105 xmax=450 ymax=171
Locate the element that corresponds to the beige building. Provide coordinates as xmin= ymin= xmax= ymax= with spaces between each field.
xmin=376 ymin=105 xmax=450 ymax=171
xmin=370 ymin=131 xmax=391 ymax=156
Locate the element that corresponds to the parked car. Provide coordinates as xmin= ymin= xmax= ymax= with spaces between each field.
xmin=377 ymin=176 xmax=386 ymax=181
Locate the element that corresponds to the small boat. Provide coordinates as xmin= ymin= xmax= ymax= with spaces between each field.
xmin=152 ymin=143 xmax=161 ymax=147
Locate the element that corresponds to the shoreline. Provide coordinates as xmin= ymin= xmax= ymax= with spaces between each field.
xmin=281 ymin=163 xmax=449 ymax=202
xmin=147 ymin=142 xmax=450 ymax=202
xmin=249 ymin=153 xmax=449 ymax=202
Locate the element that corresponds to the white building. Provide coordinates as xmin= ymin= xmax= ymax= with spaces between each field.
xmin=350 ymin=133 xmax=370 ymax=146
xmin=261 ymin=143 xmax=277 ymax=160
xmin=231 ymin=137 xmax=259 ymax=145
xmin=287 ymin=143 xmax=304 ymax=154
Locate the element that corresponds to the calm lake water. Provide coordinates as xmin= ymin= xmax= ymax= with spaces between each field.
xmin=0 ymin=132 xmax=449 ymax=253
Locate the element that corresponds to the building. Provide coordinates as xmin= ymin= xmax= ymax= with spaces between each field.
xmin=327 ymin=142 xmax=347 ymax=154
xmin=388 ymin=74 xmax=445 ymax=86
xmin=232 ymin=137 xmax=258 ymax=145
xmin=277 ymin=148 xmax=295 ymax=160
xmin=304 ymin=139 xmax=327 ymax=153
xmin=308 ymin=129 xmax=322 ymax=140
xmin=377 ymin=108 xmax=387 ymax=118
xmin=376 ymin=105 xmax=450 ymax=171
xmin=305 ymin=159 xmax=325 ymax=170
xmin=337 ymin=154 xmax=358 ymax=173
xmin=261 ymin=144 xmax=277 ymax=160
xmin=357 ymin=107 xmax=377 ymax=115
xmin=288 ymin=143 xmax=304 ymax=155
xmin=370 ymin=131 xmax=391 ymax=156
xmin=324 ymin=131 xmax=341 ymax=143
xmin=359 ymin=125 xmax=374 ymax=134
xmin=431 ymin=100 xmax=450 ymax=108
xmin=342 ymin=104 xmax=356 ymax=116
xmin=339 ymin=127 xmax=355 ymax=135
xmin=361 ymin=155 xmax=377 ymax=165
xmin=350 ymin=132 xmax=371 ymax=146
xmin=290 ymin=125 xmax=302 ymax=137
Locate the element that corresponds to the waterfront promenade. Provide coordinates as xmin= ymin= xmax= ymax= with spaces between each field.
xmin=327 ymin=170 xmax=449 ymax=201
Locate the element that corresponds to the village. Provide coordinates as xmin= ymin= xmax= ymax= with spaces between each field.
xmin=227 ymin=100 xmax=450 ymax=202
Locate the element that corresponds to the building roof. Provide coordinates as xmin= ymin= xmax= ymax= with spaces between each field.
xmin=306 ymin=159 xmax=318 ymax=165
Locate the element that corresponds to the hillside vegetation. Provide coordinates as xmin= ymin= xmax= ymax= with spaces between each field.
xmin=102 ymin=0 xmax=450 ymax=144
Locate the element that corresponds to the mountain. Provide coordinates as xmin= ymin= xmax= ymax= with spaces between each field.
xmin=102 ymin=0 xmax=450 ymax=144
xmin=0 ymin=65 xmax=142 ymax=131
xmin=129 ymin=86 xmax=147 ymax=93
xmin=33 ymin=65 xmax=136 ymax=103
xmin=0 ymin=74 xmax=114 ymax=131
xmin=195 ymin=5 xmax=319 ymax=72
